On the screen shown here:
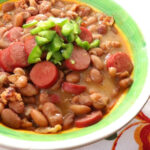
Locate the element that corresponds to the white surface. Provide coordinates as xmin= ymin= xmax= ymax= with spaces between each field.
xmin=0 ymin=0 xmax=150 ymax=150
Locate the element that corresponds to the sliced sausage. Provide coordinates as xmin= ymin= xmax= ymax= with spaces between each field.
xmin=106 ymin=52 xmax=133 ymax=73
xmin=26 ymin=16 xmax=35 ymax=23
xmin=75 ymin=111 xmax=103 ymax=128
xmin=1 ymin=109 xmax=21 ymax=129
xmin=9 ymin=42 xmax=28 ymax=67
xmin=24 ymin=36 xmax=36 ymax=56
xmin=62 ymin=82 xmax=86 ymax=94
xmin=30 ymin=61 xmax=58 ymax=88
xmin=6 ymin=27 xmax=23 ymax=42
xmin=0 ymin=48 xmax=15 ymax=72
xmin=79 ymin=26 xmax=93 ymax=43
xmin=65 ymin=47 xmax=91 ymax=71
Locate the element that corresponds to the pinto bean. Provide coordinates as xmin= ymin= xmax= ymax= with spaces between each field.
xmin=108 ymin=67 xmax=117 ymax=77
xmin=13 ymin=68 xmax=25 ymax=76
xmin=19 ymin=83 xmax=39 ymax=96
xmin=42 ymin=102 xmax=63 ymax=127
xmin=29 ymin=0 xmax=38 ymax=7
xmin=98 ymin=24 xmax=107 ymax=34
xmin=24 ymin=105 xmax=34 ymax=117
xmin=92 ymin=33 xmax=102 ymax=40
xmin=88 ymin=24 xmax=97 ymax=33
xmin=77 ymin=6 xmax=91 ymax=17
xmin=0 ymin=103 xmax=4 ymax=115
xmin=21 ymin=118 xmax=33 ymax=129
xmin=117 ymin=71 xmax=129 ymax=79
xmin=2 ymin=2 xmax=14 ymax=13
xmin=90 ymin=93 xmax=109 ymax=109
xmin=119 ymin=77 xmax=133 ymax=89
xmin=39 ymin=91 xmax=51 ymax=104
xmin=0 ymin=72 xmax=8 ymax=87
xmin=1 ymin=109 xmax=21 ymax=128
xmin=91 ymin=55 xmax=103 ymax=70
xmin=89 ymin=48 xmax=103 ymax=56
xmin=66 ymin=72 xmax=80 ymax=83
xmin=70 ymin=104 xmax=91 ymax=115
xmin=51 ymin=8 xmax=61 ymax=17
xmin=63 ymin=112 xmax=75 ymax=130
xmin=90 ymin=68 xmax=103 ymax=83
xmin=72 ymin=94 xmax=92 ymax=106
xmin=86 ymin=16 xmax=97 ymax=26
xmin=35 ymin=14 xmax=48 ymax=21
xmin=9 ymin=101 xmax=24 ymax=114
xmin=39 ymin=1 xmax=51 ymax=14
xmin=23 ymin=96 xmax=36 ymax=104
xmin=31 ymin=109 xmax=48 ymax=127
xmin=15 ymin=75 xmax=28 ymax=88
xmin=26 ymin=7 xmax=38 ymax=15
xmin=21 ymin=12 xmax=31 ymax=20
xmin=13 ymin=13 xmax=24 ymax=27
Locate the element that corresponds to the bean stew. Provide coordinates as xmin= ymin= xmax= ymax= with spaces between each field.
xmin=0 ymin=0 xmax=133 ymax=133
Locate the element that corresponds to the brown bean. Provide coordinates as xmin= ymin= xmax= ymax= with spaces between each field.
xmin=86 ymin=16 xmax=97 ymax=26
xmin=19 ymin=83 xmax=39 ymax=96
xmin=21 ymin=12 xmax=31 ymax=20
xmin=39 ymin=1 xmax=51 ymax=14
xmin=8 ymin=74 xmax=18 ymax=83
xmin=90 ymin=68 xmax=103 ymax=83
xmin=98 ymin=24 xmax=107 ymax=34
xmin=0 ymin=103 xmax=4 ymax=115
xmin=15 ymin=75 xmax=28 ymax=88
xmin=88 ymin=24 xmax=97 ymax=33
xmin=26 ymin=7 xmax=38 ymax=16
xmin=9 ymin=101 xmax=24 ymax=114
xmin=90 ymin=93 xmax=109 ymax=109
xmin=51 ymin=8 xmax=61 ymax=17
xmin=13 ymin=13 xmax=24 ymax=27
xmin=119 ymin=77 xmax=133 ymax=89
xmin=72 ymin=94 xmax=92 ymax=106
xmin=21 ymin=118 xmax=32 ymax=129
xmin=31 ymin=109 xmax=48 ymax=127
xmin=91 ymin=55 xmax=103 ymax=70
xmin=29 ymin=0 xmax=38 ymax=7
xmin=93 ymin=33 xmax=102 ymax=40
xmin=77 ymin=6 xmax=91 ymax=17
xmin=1 ymin=109 xmax=21 ymax=128
xmin=108 ymin=67 xmax=117 ymax=77
xmin=63 ymin=112 xmax=75 ymax=130
xmin=42 ymin=102 xmax=63 ymax=126
xmin=39 ymin=92 xmax=50 ymax=104
xmin=13 ymin=68 xmax=25 ymax=76
xmin=70 ymin=104 xmax=91 ymax=115
xmin=23 ymin=96 xmax=36 ymax=104
xmin=35 ymin=14 xmax=48 ymax=21
xmin=117 ymin=71 xmax=129 ymax=78
xmin=89 ymin=48 xmax=103 ymax=57
xmin=2 ymin=2 xmax=14 ymax=13
xmin=24 ymin=105 xmax=34 ymax=117
xmin=0 ymin=72 xmax=8 ymax=87
xmin=66 ymin=72 xmax=80 ymax=83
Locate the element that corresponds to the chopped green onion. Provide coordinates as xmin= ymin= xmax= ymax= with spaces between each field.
xmin=46 ymin=51 xmax=53 ymax=61
xmin=28 ymin=45 xmax=42 ymax=64
xmin=62 ymin=43 xmax=73 ymax=59
xmin=49 ymin=17 xmax=69 ymax=27
xmin=71 ymin=20 xmax=81 ymax=34
xmin=38 ymin=30 xmax=56 ymax=42
xmin=49 ymin=34 xmax=62 ymax=52
xmin=37 ymin=20 xmax=55 ymax=30
xmin=76 ymin=16 xmax=82 ymax=25
xmin=51 ymin=51 xmax=63 ymax=65
xmin=23 ymin=20 xmax=38 ymax=28
xmin=66 ymin=33 xmax=75 ymax=43
xmin=61 ymin=22 xmax=74 ymax=36
xmin=90 ymin=39 xmax=100 ymax=48
xmin=35 ymin=36 xmax=49 ymax=46
xmin=30 ymin=26 xmax=42 ymax=35
xmin=75 ymin=36 xmax=90 ymax=50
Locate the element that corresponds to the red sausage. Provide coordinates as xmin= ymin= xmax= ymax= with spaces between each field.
xmin=65 ymin=47 xmax=91 ymax=71
xmin=62 ymin=82 xmax=86 ymax=95
xmin=24 ymin=36 xmax=36 ymax=56
xmin=75 ymin=111 xmax=103 ymax=128
xmin=26 ymin=16 xmax=35 ymax=23
xmin=30 ymin=61 xmax=58 ymax=88
xmin=9 ymin=42 xmax=28 ymax=67
xmin=6 ymin=27 xmax=23 ymax=42
xmin=49 ymin=94 xmax=61 ymax=104
xmin=0 ymin=48 xmax=15 ymax=72
xmin=106 ymin=52 xmax=133 ymax=73
xmin=79 ymin=26 xmax=93 ymax=43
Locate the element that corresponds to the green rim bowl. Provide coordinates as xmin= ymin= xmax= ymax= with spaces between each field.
xmin=0 ymin=0 xmax=150 ymax=149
